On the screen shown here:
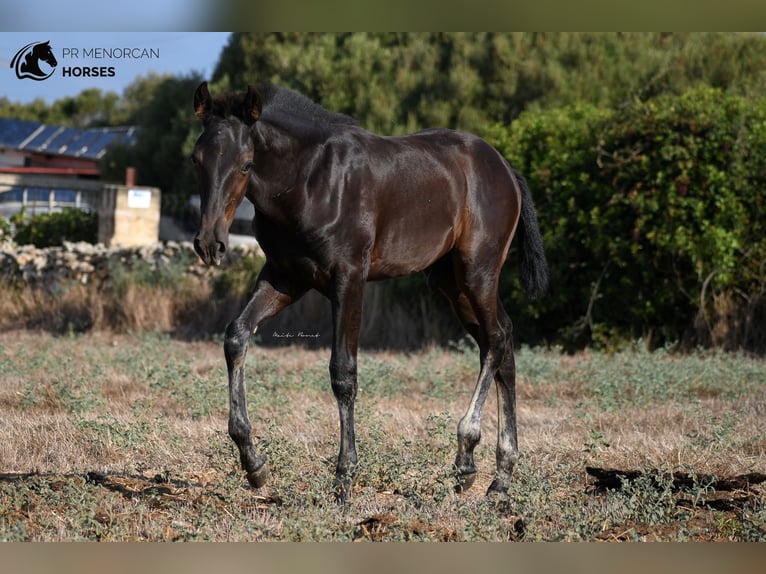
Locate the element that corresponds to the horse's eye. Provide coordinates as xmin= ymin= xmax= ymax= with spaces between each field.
xmin=241 ymin=161 xmax=254 ymax=174
xmin=189 ymin=154 xmax=198 ymax=165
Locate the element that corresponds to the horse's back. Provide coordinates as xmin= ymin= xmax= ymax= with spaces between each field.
xmin=349 ymin=127 xmax=520 ymax=279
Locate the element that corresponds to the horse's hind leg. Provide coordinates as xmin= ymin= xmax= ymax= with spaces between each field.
xmin=427 ymin=257 xmax=503 ymax=492
xmin=454 ymin=346 xmax=495 ymax=492
xmin=225 ymin=263 xmax=304 ymax=488
xmin=487 ymin=301 xmax=518 ymax=496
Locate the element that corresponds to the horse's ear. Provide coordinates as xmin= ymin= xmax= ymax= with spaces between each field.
xmin=194 ymin=81 xmax=212 ymax=118
xmin=243 ymin=85 xmax=262 ymax=124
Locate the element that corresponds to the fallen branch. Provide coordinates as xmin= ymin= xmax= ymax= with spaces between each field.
xmin=586 ymin=466 xmax=766 ymax=492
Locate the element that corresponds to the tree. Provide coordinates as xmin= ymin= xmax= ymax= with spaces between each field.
xmin=487 ymin=86 xmax=766 ymax=351
xmin=99 ymin=72 xmax=204 ymax=215
xmin=211 ymin=33 xmax=766 ymax=135
xmin=0 ymin=89 xmax=122 ymax=127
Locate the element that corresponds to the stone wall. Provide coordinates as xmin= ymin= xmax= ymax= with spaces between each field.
xmin=0 ymin=240 xmax=261 ymax=287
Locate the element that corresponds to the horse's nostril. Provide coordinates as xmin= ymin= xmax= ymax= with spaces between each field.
xmin=217 ymin=241 xmax=227 ymax=256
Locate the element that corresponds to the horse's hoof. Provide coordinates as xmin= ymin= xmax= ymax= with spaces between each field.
xmin=333 ymin=478 xmax=352 ymax=504
xmin=454 ymin=471 xmax=477 ymax=493
xmin=246 ymin=462 xmax=270 ymax=488
xmin=486 ymin=478 xmax=511 ymax=497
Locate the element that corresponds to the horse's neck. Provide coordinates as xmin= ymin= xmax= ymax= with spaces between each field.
xmin=23 ymin=54 xmax=40 ymax=73
xmin=246 ymin=130 xmax=314 ymax=226
xmin=245 ymin=175 xmax=305 ymax=230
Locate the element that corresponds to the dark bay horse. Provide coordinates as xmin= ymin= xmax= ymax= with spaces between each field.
xmin=191 ymin=81 xmax=548 ymax=501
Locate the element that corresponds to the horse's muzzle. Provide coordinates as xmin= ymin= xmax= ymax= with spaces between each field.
xmin=194 ymin=232 xmax=227 ymax=266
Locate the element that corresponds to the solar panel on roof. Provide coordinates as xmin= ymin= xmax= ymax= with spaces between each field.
xmin=0 ymin=117 xmax=137 ymax=158
xmin=117 ymin=128 xmax=138 ymax=148
xmin=0 ymin=118 xmax=43 ymax=148
xmin=24 ymin=125 xmax=61 ymax=151
xmin=67 ymin=129 xmax=100 ymax=157
xmin=46 ymin=127 xmax=81 ymax=154
xmin=87 ymin=131 xmax=119 ymax=158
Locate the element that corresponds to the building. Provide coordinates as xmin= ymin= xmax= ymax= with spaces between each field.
xmin=0 ymin=117 xmax=137 ymax=218
xmin=0 ymin=116 xmax=255 ymax=246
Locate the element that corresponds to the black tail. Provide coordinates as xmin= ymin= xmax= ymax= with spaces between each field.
xmin=513 ymin=169 xmax=549 ymax=299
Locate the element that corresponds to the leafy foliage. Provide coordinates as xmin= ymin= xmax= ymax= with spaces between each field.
xmin=212 ymin=33 xmax=766 ymax=135
xmin=11 ymin=208 xmax=98 ymax=247
xmin=487 ymin=86 xmax=766 ymax=350
xmin=0 ymin=88 xmax=123 ymax=127
xmin=0 ymin=215 xmax=11 ymax=241
xmin=211 ymin=250 xmax=265 ymax=302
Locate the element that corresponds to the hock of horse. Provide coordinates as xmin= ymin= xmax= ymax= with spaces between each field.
xmin=190 ymin=81 xmax=548 ymax=502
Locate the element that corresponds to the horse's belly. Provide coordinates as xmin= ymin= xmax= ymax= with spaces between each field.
xmin=367 ymin=213 xmax=457 ymax=280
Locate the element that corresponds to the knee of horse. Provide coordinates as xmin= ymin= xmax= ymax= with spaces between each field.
xmin=329 ymin=358 xmax=357 ymax=401
xmin=224 ymin=319 xmax=249 ymax=364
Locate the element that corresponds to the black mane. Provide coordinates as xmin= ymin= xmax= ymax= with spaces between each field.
xmin=211 ymin=84 xmax=358 ymax=141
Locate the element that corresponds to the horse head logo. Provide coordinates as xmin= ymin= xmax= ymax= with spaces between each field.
xmin=11 ymin=41 xmax=58 ymax=81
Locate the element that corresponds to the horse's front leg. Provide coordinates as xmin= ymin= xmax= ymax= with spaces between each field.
xmin=329 ymin=274 xmax=365 ymax=502
xmin=224 ymin=263 xmax=304 ymax=487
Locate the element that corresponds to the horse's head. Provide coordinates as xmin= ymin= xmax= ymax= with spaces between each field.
xmin=35 ymin=41 xmax=57 ymax=67
xmin=191 ymin=81 xmax=261 ymax=266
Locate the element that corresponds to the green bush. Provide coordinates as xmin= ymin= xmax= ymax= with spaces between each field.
xmin=0 ymin=215 xmax=11 ymax=241
xmin=12 ymin=208 xmax=98 ymax=247
xmin=486 ymin=85 xmax=766 ymax=351
xmin=211 ymin=251 xmax=266 ymax=302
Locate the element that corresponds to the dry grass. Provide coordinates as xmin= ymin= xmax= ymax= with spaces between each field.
xmin=0 ymin=269 xmax=461 ymax=350
xmin=0 ymin=331 xmax=764 ymax=541
xmin=0 ymin=281 xmax=210 ymax=335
